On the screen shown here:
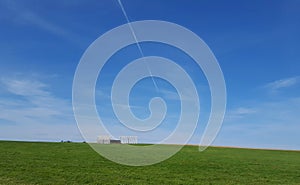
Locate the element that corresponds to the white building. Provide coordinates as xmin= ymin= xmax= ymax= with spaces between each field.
xmin=120 ymin=136 xmax=138 ymax=144
xmin=97 ymin=135 xmax=110 ymax=144
xmin=97 ymin=135 xmax=138 ymax=144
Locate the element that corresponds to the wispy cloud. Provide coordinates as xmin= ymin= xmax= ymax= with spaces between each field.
xmin=1 ymin=0 xmax=82 ymax=45
xmin=160 ymin=88 xmax=199 ymax=103
xmin=264 ymin=76 xmax=299 ymax=91
xmin=217 ymin=97 xmax=300 ymax=150
xmin=0 ymin=77 xmax=81 ymax=141
xmin=22 ymin=12 xmax=75 ymax=40
xmin=225 ymin=107 xmax=257 ymax=120
xmin=160 ymin=89 xmax=179 ymax=101
xmin=1 ymin=78 xmax=49 ymax=97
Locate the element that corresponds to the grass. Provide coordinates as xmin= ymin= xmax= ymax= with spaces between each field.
xmin=0 ymin=141 xmax=299 ymax=184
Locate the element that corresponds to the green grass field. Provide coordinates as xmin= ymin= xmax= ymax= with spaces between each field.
xmin=0 ymin=141 xmax=299 ymax=184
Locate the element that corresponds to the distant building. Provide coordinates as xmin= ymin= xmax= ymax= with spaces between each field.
xmin=97 ymin=136 xmax=110 ymax=144
xmin=97 ymin=135 xmax=138 ymax=144
xmin=120 ymin=136 xmax=138 ymax=144
xmin=110 ymin=139 xmax=121 ymax=144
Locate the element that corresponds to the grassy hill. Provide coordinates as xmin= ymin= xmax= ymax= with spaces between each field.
xmin=0 ymin=141 xmax=299 ymax=184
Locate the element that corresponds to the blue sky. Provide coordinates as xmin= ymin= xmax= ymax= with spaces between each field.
xmin=0 ymin=0 xmax=300 ymax=150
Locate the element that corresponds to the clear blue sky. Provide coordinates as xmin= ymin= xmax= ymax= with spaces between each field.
xmin=0 ymin=0 xmax=299 ymax=150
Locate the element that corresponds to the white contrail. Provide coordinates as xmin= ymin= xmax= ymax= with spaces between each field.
xmin=117 ymin=0 xmax=159 ymax=92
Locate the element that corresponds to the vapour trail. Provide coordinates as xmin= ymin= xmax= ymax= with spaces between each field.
xmin=117 ymin=0 xmax=159 ymax=92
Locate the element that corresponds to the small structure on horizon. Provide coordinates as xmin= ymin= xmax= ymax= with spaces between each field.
xmin=97 ymin=135 xmax=137 ymax=144
xmin=110 ymin=139 xmax=121 ymax=144
xmin=120 ymin=136 xmax=138 ymax=144
xmin=97 ymin=135 xmax=110 ymax=144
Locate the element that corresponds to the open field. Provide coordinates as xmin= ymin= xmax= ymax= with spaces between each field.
xmin=0 ymin=141 xmax=299 ymax=184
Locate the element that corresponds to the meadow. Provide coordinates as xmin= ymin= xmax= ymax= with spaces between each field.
xmin=0 ymin=141 xmax=299 ymax=184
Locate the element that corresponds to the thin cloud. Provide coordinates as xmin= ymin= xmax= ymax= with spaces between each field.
xmin=22 ymin=12 xmax=73 ymax=39
xmin=160 ymin=89 xmax=179 ymax=101
xmin=0 ymin=78 xmax=68 ymax=120
xmin=218 ymin=97 xmax=300 ymax=150
xmin=264 ymin=76 xmax=299 ymax=91
xmin=0 ymin=77 xmax=81 ymax=141
xmin=1 ymin=0 xmax=82 ymax=45
xmin=225 ymin=107 xmax=257 ymax=121
xmin=160 ymin=88 xmax=199 ymax=103
xmin=1 ymin=78 xmax=49 ymax=97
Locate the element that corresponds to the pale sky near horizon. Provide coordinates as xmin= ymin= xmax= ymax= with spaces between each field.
xmin=0 ymin=0 xmax=300 ymax=150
